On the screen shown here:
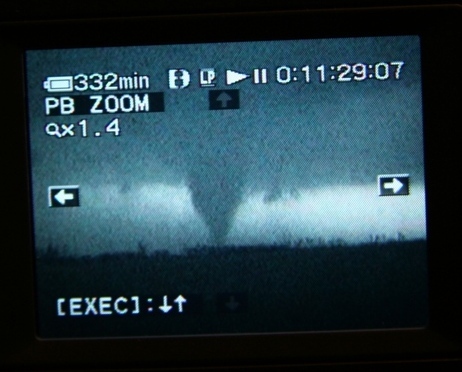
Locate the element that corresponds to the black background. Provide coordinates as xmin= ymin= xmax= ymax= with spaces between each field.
xmin=0 ymin=1 xmax=461 ymax=370
xmin=0 ymin=0 xmax=460 ymax=21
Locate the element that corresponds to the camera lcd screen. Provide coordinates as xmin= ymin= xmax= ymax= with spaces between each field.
xmin=26 ymin=35 xmax=428 ymax=338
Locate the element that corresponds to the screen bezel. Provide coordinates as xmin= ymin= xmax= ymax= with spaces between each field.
xmin=1 ymin=5 xmax=461 ymax=369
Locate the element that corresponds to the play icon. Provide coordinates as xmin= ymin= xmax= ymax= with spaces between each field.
xmin=226 ymin=69 xmax=250 ymax=85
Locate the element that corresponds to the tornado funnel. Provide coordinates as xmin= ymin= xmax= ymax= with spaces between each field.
xmin=188 ymin=158 xmax=245 ymax=246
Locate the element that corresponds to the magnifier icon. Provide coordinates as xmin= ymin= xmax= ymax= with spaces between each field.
xmin=45 ymin=123 xmax=62 ymax=138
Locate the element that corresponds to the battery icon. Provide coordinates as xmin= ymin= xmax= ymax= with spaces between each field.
xmin=43 ymin=76 xmax=74 ymax=92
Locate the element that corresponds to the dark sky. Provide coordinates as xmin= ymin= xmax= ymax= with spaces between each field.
xmin=26 ymin=36 xmax=427 ymax=255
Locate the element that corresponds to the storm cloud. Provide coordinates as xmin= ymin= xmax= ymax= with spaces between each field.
xmin=26 ymin=36 xmax=427 ymax=255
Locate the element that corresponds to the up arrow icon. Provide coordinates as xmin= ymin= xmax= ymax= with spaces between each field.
xmin=209 ymin=90 xmax=240 ymax=110
xmin=216 ymin=91 xmax=232 ymax=108
xmin=174 ymin=295 xmax=187 ymax=313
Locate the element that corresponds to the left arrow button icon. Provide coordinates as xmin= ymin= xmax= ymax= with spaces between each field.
xmin=48 ymin=185 xmax=80 ymax=207
xmin=54 ymin=189 xmax=74 ymax=205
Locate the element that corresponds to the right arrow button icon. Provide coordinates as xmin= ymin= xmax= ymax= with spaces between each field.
xmin=378 ymin=174 xmax=410 ymax=196
xmin=384 ymin=178 xmax=404 ymax=194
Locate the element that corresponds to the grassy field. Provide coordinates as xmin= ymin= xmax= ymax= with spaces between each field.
xmin=35 ymin=239 xmax=428 ymax=338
